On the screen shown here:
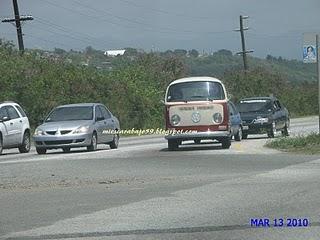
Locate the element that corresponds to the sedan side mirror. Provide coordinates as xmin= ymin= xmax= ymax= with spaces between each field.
xmin=0 ymin=116 xmax=9 ymax=122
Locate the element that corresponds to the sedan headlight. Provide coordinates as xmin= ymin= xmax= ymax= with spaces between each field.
xmin=213 ymin=113 xmax=223 ymax=124
xmin=73 ymin=126 xmax=90 ymax=134
xmin=170 ymin=114 xmax=181 ymax=126
xmin=34 ymin=128 xmax=45 ymax=136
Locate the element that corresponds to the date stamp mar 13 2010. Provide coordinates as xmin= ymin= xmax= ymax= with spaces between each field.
xmin=250 ymin=218 xmax=309 ymax=228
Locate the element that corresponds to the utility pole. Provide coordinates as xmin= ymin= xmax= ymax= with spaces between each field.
xmin=1 ymin=0 xmax=33 ymax=54
xmin=235 ymin=15 xmax=253 ymax=71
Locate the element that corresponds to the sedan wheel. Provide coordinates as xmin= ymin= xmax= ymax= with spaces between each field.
xmin=281 ymin=120 xmax=290 ymax=137
xmin=242 ymin=133 xmax=248 ymax=139
xmin=0 ymin=135 xmax=3 ymax=155
xmin=62 ymin=147 xmax=71 ymax=153
xmin=109 ymin=134 xmax=119 ymax=149
xmin=221 ymin=138 xmax=231 ymax=149
xmin=36 ymin=148 xmax=47 ymax=155
xmin=267 ymin=122 xmax=276 ymax=138
xmin=19 ymin=131 xmax=31 ymax=153
xmin=87 ymin=133 xmax=97 ymax=151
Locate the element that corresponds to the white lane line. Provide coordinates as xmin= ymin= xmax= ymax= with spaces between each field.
xmin=0 ymin=143 xmax=167 ymax=165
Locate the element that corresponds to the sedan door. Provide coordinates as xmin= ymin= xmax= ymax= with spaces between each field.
xmin=272 ymin=101 xmax=284 ymax=130
xmin=276 ymin=100 xmax=287 ymax=128
xmin=94 ymin=106 xmax=108 ymax=143
xmin=99 ymin=105 xmax=114 ymax=143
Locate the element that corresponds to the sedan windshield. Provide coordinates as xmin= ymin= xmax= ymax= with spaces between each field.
xmin=45 ymin=106 xmax=93 ymax=122
xmin=167 ymin=81 xmax=225 ymax=102
xmin=238 ymin=100 xmax=273 ymax=113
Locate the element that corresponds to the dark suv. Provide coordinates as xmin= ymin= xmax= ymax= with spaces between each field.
xmin=237 ymin=97 xmax=289 ymax=139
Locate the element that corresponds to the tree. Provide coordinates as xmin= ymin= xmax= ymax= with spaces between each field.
xmin=216 ymin=49 xmax=233 ymax=56
xmin=188 ymin=49 xmax=199 ymax=58
xmin=173 ymin=49 xmax=187 ymax=57
xmin=54 ymin=48 xmax=66 ymax=55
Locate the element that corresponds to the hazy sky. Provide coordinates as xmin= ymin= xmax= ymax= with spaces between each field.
xmin=0 ymin=0 xmax=319 ymax=59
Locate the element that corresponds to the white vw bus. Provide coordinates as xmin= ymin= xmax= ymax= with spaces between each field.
xmin=164 ymin=76 xmax=231 ymax=150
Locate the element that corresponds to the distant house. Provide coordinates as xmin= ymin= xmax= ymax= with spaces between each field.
xmin=104 ymin=49 xmax=126 ymax=57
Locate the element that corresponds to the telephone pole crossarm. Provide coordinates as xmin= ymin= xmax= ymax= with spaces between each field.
xmin=1 ymin=0 xmax=33 ymax=53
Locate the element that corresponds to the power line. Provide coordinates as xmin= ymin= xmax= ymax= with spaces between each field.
xmin=25 ymin=33 xmax=74 ymax=49
xmin=27 ymin=23 xmax=94 ymax=47
xmin=34 ymin=17 xmax=107 ymax=48
xmin=40 ymin=0 xmax=155 ymax=33
xmin=41 ymin=0 xmax=231 ymax=36
xmin=71 ymin=0 xmax=229 ymax=35
xmin=117 ymin=0 xmax=217 ymax=20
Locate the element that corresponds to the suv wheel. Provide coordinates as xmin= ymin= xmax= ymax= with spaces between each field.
xmin=109 ymin=134 xmax=119 ymax=149
xmin=87 ymin=133 xmax=97 ymax=151
xmin=36 ymin=148 xmax=47 ymax=154
xmin=168 ymin=140 xmax=179 ymax=151
xmin=19 ymin=131 xmax=31 ymax=153
xmin=0 ymin=134 xmax=3 ymax=155
xmin=221 ymin=138 xmax=231 ymax=149
xmin=234 ymin=127 xmax=242 ymax=141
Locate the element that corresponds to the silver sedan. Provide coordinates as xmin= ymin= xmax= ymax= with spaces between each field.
xmin=33 ymin=103 xmax=120 ymax=154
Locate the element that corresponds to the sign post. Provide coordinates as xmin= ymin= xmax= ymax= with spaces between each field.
xmin=317 ymin=34 xmax=320 ymax=133
xmin=303 ymin=33 xmax=320 ymax=133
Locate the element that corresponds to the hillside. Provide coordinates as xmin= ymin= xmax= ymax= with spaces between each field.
xmin=33 ymin=47 xmax=317 ymax=84
xmin=186 ymin=50 xmax=317 ymax=83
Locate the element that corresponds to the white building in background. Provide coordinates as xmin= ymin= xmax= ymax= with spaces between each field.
xmin=104 ymin=49 xmax=126 ymax=57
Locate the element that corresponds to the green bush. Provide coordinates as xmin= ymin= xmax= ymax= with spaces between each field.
xmin=266 ymin=133 xmax=320 ymax=154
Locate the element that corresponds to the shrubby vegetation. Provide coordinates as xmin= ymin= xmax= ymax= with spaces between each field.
xmin=0 ymin=40 xmax=318 ymax=129
xmin=266 ymin=133 xmax=320 ymax=154
xmin=0 ymin=40 xmax=186 ymax=128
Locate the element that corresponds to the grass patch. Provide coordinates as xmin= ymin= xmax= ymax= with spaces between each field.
xmin=266 ymin=133 xmax=320 ymax=154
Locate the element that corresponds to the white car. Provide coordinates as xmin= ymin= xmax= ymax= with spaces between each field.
xmin=0 ymin=101 xmax=31 ymax=155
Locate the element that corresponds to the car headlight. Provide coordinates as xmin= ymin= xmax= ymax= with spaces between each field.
xmin=170 ymin=114 xmax=181 ymax=126
xmin=73 ymin=126 xmax=90 ymax=134
xmin=254 ymin=117 xmax=269 ymax=123
xmin=213 ymin=113 xmax=223 ymax=124
xmin=34 ymin=128 xmax=45 ymax=136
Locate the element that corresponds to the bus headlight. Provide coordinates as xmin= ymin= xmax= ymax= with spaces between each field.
xmin=171 ymin=114 xmax=181 ymax=126
xmin=213 ymin=113 xmax=223 ymax=124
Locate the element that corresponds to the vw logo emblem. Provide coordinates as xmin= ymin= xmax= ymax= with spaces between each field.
xmin=191 ymin=112 xmax=201 ymax=123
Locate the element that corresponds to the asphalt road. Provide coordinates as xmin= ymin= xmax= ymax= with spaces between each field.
xmin=0 ymin=116 xmax=319 ymax=240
